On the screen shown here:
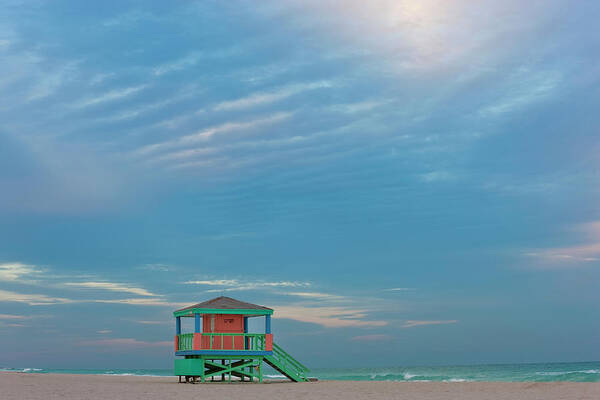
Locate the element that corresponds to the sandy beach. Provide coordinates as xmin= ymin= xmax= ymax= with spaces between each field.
xmin=2 ymin=373 xmax=599 ymax=400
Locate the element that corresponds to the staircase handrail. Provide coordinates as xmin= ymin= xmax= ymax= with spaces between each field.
xmin=273 ymin=343 xmax=310 ymax=372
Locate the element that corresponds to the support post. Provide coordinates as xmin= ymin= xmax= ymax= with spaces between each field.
xmin=244 ymin=316 xmax=249 ymax=350
xmin=195 ymin=313 xmax=201 ymax=333
xmin=176 ymin=317 xmax=181 ymax=335
xmin=200 ymin=358 xmax=205 ymax=383
xmin=265 ymin=315 xmax=271 ymax=334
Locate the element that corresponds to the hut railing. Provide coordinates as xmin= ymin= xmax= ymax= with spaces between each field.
xmin=176 ymin=333 xmax=266 ymax=351
xmin=177 ymin=333 xmax=194 ymax=351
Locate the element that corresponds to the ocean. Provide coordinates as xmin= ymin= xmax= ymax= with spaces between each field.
xmin=2 ymin=361 xmax=599 ymax=382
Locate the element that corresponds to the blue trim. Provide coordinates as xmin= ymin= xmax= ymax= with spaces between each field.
xmin=243 ymin=317 xmax=249 ymax=350
xmin=194 ymin=313 xmax=201 ymax=333
xmin=176 ymin=316 xmax=181 ymax=335
xmin=175 ymin=350 xmax=272 ymax=357
xmin=265 ymin=314 xmax=271 ymax=334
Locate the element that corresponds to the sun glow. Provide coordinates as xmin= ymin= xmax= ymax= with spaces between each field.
xmin=305 ymin=0 xmax=492 ymax=72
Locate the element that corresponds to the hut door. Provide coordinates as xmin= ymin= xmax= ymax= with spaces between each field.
xmin=201 ymin=315 xmax=218 ymax=349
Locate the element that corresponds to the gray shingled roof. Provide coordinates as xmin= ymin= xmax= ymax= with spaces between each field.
xmin=175 ymin=296 xmax=272 ymax=314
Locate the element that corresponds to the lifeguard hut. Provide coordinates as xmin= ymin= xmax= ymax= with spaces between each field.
xmin=173 ymin=296 xmax=310 ymax=383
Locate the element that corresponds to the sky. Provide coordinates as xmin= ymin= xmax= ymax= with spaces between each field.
xmin=1 ymin=0 xmax=599 ymax=369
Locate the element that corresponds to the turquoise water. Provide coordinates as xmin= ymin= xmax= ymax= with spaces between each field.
xmin=2 ymin=362 xmax=599 ymax=382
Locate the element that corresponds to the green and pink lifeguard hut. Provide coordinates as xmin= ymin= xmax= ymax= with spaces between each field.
xmin=173 ymin=296 xmax=310 ymax=383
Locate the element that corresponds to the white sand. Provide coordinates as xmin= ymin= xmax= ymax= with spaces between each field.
xmin=2 ymin=372 xmax=599 ymax=400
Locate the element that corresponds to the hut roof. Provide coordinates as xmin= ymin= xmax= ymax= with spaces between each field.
xmin=174 ymin=296 xmax=273 ymax=317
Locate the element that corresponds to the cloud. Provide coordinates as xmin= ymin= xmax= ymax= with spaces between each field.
xmin=401 ymin=320 xmax=458 ymax=328
xmin=185 ymin=279 xmax=241 ymax=286
xmin=419 ymin=171 xmax=456 ymax=183
xmin=134 ymin=112 xmax=292 ymax=157
xmin=153 ymin=51 xmax=203 ymax=76
xmin=273 ymin=305 xmax=387 ymax=328
xmin=75 ymin=85 xmax=147 ymax=109
xmin=525 ymin=251 xmax=599 ymax=264
xmin=136 ymin=264 xmax=172 ymax=272
xmin=0 ymin=289 xmax=73 ymax=305
xmin=64 ymin=281 xmax=158 ymax=297
xmin=350 ymin=334 xmax=393 ymax=342
xmin=525 ymin=220 xmax=600 ymax=266
xmin=184 ymin=279 xmax=311 ymax=293
xmin=0 ymin=262 xmax=180 ymax=307
xmin=133 ymin=320 xmax=171 ymax=325
xmin=102 ymin=10 xmax=157 ymax=28
xmin=147 ymin=120 xmax=358 ymax=171
xmin=27 ymin=60 xmax=80 ymax=101
xmin=97 ymin=85 xmax=201 ymax=123
xmin=213 ymin=81 xmax=332 ymax=112
xmin=89 ymin=72 xmax=115 ymax=86
xmin=0 ymin=314 xmax=29 ymax=320
xmin=478 ymin=69 xmax=561 ymax=118
xmin=383 ymin=288 xmax=416 ymax=292
xmin=97 ymin=330 xmax=112 ymax=334
xmin=0 ymin=322 xmax=26 ymax=328
xmin=79 ymin=338 xmax=172 ymax=348
xmin=325 ymin=100 xmax=389 ymax=114
xmin=0 ymin=262 xmax=43 ymax=282
xmin=281 ymin=292 xmax=345 ymax=300
xmin=93 ymin=298 xmax=183 ymax=307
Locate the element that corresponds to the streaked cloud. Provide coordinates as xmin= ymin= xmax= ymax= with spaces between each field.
xmin=0 ymin=289 xmax=73 ymax=306
xmin=0 ymin=262 xmax=43 ymax=282
xmin=64 ymin=281 xmax=158 ymax=297
xmin=419 ymin=171 xmax=456 ymax=183
xmin=134 ymin=112 xmax=292 ymax=157
xmin=79 ymin=338 xmax=172 ymax=348
xmin=0 ymin=262 xmax=177 ymax=307
xmin=325 ymin=100 xmax=389 ymax=114
xmin=525 ymin=251 xmax=599 ymax=264
xmin=133 ymin=320 xmax=171 ymax=325
xmin=136 ymin=264 xmax=172 ymax=272
xmin=0 ymin=322 xmax=26 ymax=328
xmin=281 ymin=291 xmax=345 ymax=300
xmin=184 ymin=279 xmax=240 ymax=286
xmin=401 ymin=320 xmax=458 ymax=328
xmin=383 ymin=288 xmax=416 ymax=292
xmin=0 ymin=314 xmax=29 ymax=320
xmin=274 ymin=305 xmax=387 ymax=328
xmin=152 ymin=46 xmax=242 ymax=77
xmin=478 ymin=69 xmax=561 ymax=118
xmin=350 ymin=334 xmax=394 ymax=342
xmin=213 ymin=81 xmax=332 ymax=112
xmin=185 ymin=279 xmax=311 ymax=293
xmin=525 ymin=221 xmax=600 ymax=266
xmin=153 ymin=51 xmax=203 ymax=76
xmin=93 ymin=298 xmax=183 ymax=307
xmin=75 ymin=85 xmax=147 ymax=109
xmin=102 ymin=10 xmax=157 ymax=28
xmin=27 ymin=60 xmax=80 ymax=101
